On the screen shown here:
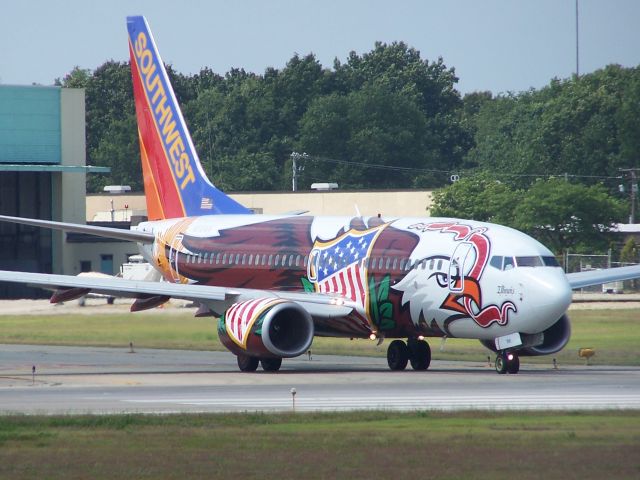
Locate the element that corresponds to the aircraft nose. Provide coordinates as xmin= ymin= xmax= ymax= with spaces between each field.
xmin=525 ymin=270 xmax=572 ymax=328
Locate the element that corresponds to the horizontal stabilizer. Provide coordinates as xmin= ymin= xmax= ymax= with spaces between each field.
xmin=0 ymin=215 xmax=154 ymax=243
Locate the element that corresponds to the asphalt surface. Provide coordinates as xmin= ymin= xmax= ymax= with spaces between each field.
xmin=1 ymin=344 xmax=639 ymax=414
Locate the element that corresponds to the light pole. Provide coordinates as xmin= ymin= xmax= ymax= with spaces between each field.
xmin=575 ymin=0 xmax=580 ymax=78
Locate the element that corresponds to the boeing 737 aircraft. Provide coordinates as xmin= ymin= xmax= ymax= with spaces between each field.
xmin=1 ymin=16 xmax=639 ymax=374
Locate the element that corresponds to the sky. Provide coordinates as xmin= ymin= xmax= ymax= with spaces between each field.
xmin=1 ymin=0 xmax=639 ymax=95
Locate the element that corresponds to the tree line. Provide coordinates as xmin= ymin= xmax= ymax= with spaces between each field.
xmin=56 ymin=42 xmax=640 ymax=257
xmin=59 ymin=42 xmax=472 ymax=192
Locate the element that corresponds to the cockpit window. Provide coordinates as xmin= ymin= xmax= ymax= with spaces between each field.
xmin=515 ymin=256 xmax=544 ymax=267
xmin=503 ymin=256 xmax=515 ymax=270
xmin=490 ymin=254 xmax=561 ymax=270
xmin=542 ymin=256 xmax=560 ymax=267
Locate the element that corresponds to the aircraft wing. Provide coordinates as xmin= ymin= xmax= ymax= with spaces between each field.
xmin=0 ymin=270 xmax=355 ymax=318
xmin=566 ymin=264 xmax=640 ymax=289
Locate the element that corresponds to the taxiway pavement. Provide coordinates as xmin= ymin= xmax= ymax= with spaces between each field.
xmin=1 ymin=344 xmax=639 ymax=414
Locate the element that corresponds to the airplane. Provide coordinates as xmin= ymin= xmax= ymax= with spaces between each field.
xmin=1 ymin=15 xmax=639 ymax=375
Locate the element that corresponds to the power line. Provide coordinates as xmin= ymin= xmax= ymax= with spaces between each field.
xmin=297 ymin=153 xmax=451 ymax=175
xmin=291 ymin=152 xmax=624 ymax=182
xmin=491 ymin=172 xmax=622 ymax=180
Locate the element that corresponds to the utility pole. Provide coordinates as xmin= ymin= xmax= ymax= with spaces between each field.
xmin=292 ymin=152 xmax=298 ymax=192
xmin=620 ymin=168 xmax=639 ymax=224
xmin=290 ymin=152 xmax=307 ymax=192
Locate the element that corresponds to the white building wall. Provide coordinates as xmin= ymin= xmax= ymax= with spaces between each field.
xmin=52 ymin=88 xmax=86 ymax=274
xmin=70 ymin=242 xmax=139 ymax=276
xmin=86 ymin=190 xmax=434 ymax=221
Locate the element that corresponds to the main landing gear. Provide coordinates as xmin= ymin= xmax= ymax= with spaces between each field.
xmin=387 ymin=338 xmax=431 ymax=371
xmin=495 ymin=351 xmax=520 ymax=374
xmin=237 ymin=355 xmax=282 ymax=372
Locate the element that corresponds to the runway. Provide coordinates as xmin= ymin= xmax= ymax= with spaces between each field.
xmin=1 ymin=344 xmax=639 ymax=414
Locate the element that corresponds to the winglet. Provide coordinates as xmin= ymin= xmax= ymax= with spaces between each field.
xmin=126 ymin=16 xmax=251 ymax=219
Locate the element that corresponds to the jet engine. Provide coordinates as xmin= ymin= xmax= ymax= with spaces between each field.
xmin=481 ymin=314 xmax=571 ymax=356
xmin=218 ymin=298 xmax=314 ymax=358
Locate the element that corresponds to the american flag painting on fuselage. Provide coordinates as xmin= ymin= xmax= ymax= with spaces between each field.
xmin=308 ymin=225 xmax=386 ymax=327
xmin=225 ymin=297 xmax=285 ymax=349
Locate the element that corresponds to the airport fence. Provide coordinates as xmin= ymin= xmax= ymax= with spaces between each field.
xmin=563 ymin=251 xmax=640 ymax=293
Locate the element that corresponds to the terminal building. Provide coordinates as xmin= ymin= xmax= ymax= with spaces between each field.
xmin=0 ymin=85 xmax=107 ymax=297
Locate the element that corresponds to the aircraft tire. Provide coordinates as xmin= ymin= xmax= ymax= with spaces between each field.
xmin=237 ymin=354 xmax=259 ymax=372
xmin=387 ymin=340 xmax=409 ymax=371
xmin=495 ymin=353 xmax=508 ymax=374
xmin=260 ymin=357 xmax=283 ymax=372
xmin=409 ymin=339 xmax=431 ymax=371
xmin=506 ymin=353 xmax=520 ymax=374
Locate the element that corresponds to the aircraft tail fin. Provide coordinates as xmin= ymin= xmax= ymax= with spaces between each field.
xmin=126 ymin=16 xmax=251 ymax=220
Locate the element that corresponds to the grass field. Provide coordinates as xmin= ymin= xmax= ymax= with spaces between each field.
xmin=0 ymin=411 xmax=639 ymax=479
xmin=0 ymin=307 xmax=638 ymax=365
xmin=1 ymin=311 xmax=638 ymax=479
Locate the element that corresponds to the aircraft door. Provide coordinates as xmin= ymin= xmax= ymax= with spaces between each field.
xmin=307 ymin=248 xmax=320 ymax=283
xmin=449 ymin=242 xmax=474 ymax=293
xmin=168 ymin=234 xmax=183 ymax=283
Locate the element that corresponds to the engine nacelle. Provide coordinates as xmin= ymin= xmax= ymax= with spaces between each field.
xmin=481 ymin=314 xmax=571 ymax=356
xmin=218 ymin=298 xmax=314 ymax=358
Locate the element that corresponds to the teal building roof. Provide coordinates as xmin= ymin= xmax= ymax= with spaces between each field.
xmin=0 ymin=85 xmax=61 ymax=164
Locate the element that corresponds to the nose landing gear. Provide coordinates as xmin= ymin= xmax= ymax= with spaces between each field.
xmin=495 ymin=351 xmax=520 ymax=374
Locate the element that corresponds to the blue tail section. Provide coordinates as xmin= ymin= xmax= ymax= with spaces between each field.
xmin=127 ymin=15 xmax=251 ymax=219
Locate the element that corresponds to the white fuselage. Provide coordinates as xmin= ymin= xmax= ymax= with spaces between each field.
xmin=134 ymin=215 xmax=573 ymax=342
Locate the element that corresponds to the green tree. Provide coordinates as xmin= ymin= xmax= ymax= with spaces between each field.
xmin=334 ymin=42 xmax=471 ymax=180
xmin=620 ymin=237 xmax=639 ymax=264
xmin=89 ymin=115 xmax=141 ymax=191
xmin=468 ymin=65 xmax=640 ymax=189
xmin=210 ymin=150 xmax=278 ymax=191
xmin=430 ymin=175 xmax=626 ymax=254
xmin=83 ymin=61 xmax=138 ymax=192
xmin=297 ymin=84 xmax=430 ymax=188
xmin=55 ymin=66 xmax=91 ymax=88
xmin=617 ymin=70 xmax=640 ymax=167
xmin=430 ymin=173 xmax=519 ymax=224
xmin=334 ymin=41 xmax=460 ymax=114
xmin=513 ymin=178 xmax=626 ymax=253
xmin=620 ymin=237 xmax=639 ymax=289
